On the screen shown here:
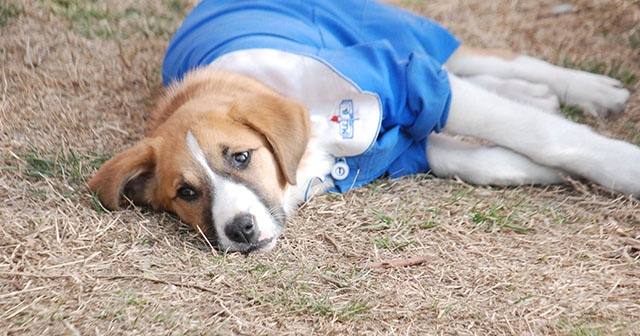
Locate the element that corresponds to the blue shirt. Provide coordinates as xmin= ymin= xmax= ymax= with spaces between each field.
xmin=163 ymin=0 xmax=460 ymax=193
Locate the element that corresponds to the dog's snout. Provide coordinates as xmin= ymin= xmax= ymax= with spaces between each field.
xmin=225 ymin=213 xmax=257 ymax=244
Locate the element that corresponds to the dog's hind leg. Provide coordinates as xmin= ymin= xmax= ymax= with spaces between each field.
xmin=463 ymin=75 xmax=560 ymax=113
xmin=441 ymin=74 xmax=640 ymax=197
xmin=426 ymin=133 xmax=565 ymax=186
xmin=446 ymin=46 xmax=629 ymax=116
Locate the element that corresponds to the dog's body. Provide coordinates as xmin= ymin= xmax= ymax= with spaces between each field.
xmin=89 ymin=0 xmax=638 ymax=254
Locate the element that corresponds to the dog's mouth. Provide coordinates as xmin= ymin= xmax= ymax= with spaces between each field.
xmin=236 ymin=237 xmax=278 ymax=254
xmin=208 ymin=232 xmax=280 ymax=254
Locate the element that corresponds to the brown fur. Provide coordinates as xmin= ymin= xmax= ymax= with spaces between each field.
xmin=88 ymin=68 xmax=310 ymax=235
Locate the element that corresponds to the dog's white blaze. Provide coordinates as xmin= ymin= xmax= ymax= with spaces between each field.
xmin=186 ymin=131 xmax=280 ymax=252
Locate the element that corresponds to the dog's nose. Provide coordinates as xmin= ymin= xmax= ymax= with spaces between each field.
xmin=225 ymin=213 xmax=257 ymax=244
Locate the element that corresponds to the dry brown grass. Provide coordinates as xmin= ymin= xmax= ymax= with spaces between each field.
xmin=2 ymin=0 xmax=639 ymax=335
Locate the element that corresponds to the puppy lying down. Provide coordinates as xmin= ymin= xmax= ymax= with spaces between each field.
xmin=89 ymin=0 xmax=637 ymax=254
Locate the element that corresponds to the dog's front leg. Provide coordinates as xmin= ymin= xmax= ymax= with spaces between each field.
xmin=441 ymin=74 xmax=640 ymax=197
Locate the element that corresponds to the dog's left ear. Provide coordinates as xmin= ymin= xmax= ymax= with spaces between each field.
xmin=230 ymin=94 xmax=310 ymax=185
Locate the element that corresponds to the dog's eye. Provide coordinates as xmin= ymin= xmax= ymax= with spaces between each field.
xmin=176 ymin=185 xmax=199 ymax=202
xmin=232 ymin=151 xmax=252 ymax=169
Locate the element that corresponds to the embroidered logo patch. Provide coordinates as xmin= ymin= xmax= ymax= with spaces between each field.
xmin=331 ymin=99 xmax=359 ymax=140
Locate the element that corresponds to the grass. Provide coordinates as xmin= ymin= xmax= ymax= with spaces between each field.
xmin=37 ymin=0 xmax=187 ymax=39
xmin=625 ymin=122 xmax=640 ymax=146
xmin=561 ymin=104 xmax=588 ymax=122
xmin=0 ymin=0 xmax=22 ymax=26
xmin=245 ymin=264 xmax=372 ymax=322
xmin=468 ymin=196 xmax=530 ymax=232
xmin=562 ymin=58 xmax=638 ymax=86
xmin=20 ymin=149 xmax=108 ymax=183
xmin=556 ymin=317 xmax=613 ymax=336
xmin=8 ymin=149 xmax=111 ymax=209
xmin=1 ymin=0 xmax=639 ymax=335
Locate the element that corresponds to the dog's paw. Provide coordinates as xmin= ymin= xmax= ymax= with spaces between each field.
xmin=465 ymin=75 xmax=560 ymax=113
xmin=555 ymin=69 xmax=630 ymax=116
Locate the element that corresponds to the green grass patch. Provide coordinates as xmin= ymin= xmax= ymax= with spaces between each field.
xmin=365 ymin=209 xmax=395 ymax=230
xmin=468 ymin=195 xmax=530 ymax=232
xmin=562 ymin=58 xmax=638 ymax=86
xmin=41 ymin=0 xmax=120 ymax=38
xmin=421 ymin=221 xmax=438 ymax=229
xmin=560 ymin=104 xmax=587 ymax=122
xmin=447 ymin=186 xmax=476 ymax=205
xmin=625 ymin=122 xmax=640 ymax=147
xmin=628 ymin=29 xmax=640 ymax=51
xmin=165 ymin=0 xmax=189 ymax=15
xmin=0 ymin=0 xmax=23 ymax=26
xmin=38 ymin=0 xmax=184 ymax=39
xmin=21 ymin=149 xmax=110 ymax=185
xmin=555 ymin=317 xmax=614 ymax=336
xmin=374 ymin=233 xmax=415 ymax=252
xmin=272 ymin=292 xmax=371 ymax=321
xmin=152 ymin=309 xmax=181 ymax=329
xmin=420 ymin=206 xmax=440 ymax=229
xmin=6 ymin=148 xmax=112 ymax=204
xmin=243 ymin=262 xmax=372 ymax=322
xmin=514 ymin=293 xmax=534 ymax=304
xmin=335 ymin=299 xmax=370 ymax=320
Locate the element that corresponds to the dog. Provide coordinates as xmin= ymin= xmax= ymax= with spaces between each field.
xmin=89 ymin=0 xmax=638 ymax=254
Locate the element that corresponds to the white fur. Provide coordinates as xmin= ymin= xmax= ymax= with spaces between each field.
xmin=463 ymin=74 xmax=560 ymax=113
xmin=446 ymin=53 xmax=629 ymax=116
xmin=426 ymin=132 xmax=564 ymax=186
xmin=211 ymin=177 xmax=280 ymax=252
xmin=186 ymin=131 xmax=280 ymax=252
xmin=427 ymin=72 xmax=640 ymax=197
xmin=283 ymin=136 xmax=334 ymax=215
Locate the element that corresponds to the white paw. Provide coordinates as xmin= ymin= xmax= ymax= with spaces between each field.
xmin=553 ymin=68 xmax=630 ymax=116
xmin=592 ymin=142 xmax=640 ymax=198
xmin=465 ymin=75 xmax=560 ymax=113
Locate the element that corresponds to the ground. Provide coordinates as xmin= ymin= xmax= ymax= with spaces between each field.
xmin=1 ymin=0 xmax=639 ymax=335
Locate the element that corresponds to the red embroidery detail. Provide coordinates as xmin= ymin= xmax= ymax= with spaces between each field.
xmin=330 ymin=116 xmax=340 ymax=122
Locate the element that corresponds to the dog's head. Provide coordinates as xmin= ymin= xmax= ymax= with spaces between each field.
xmin=89 ymin=69 xmax=310 ymax=253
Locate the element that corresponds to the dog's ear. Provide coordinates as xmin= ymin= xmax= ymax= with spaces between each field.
xmin=230 ymin=94 xmax=310 ymax=185
xmin=88 ymin=138 xmax=160 ymax=210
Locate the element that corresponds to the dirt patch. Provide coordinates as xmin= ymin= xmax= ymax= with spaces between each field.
xmin=1 ymin=0 xmax=638 ymax=334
